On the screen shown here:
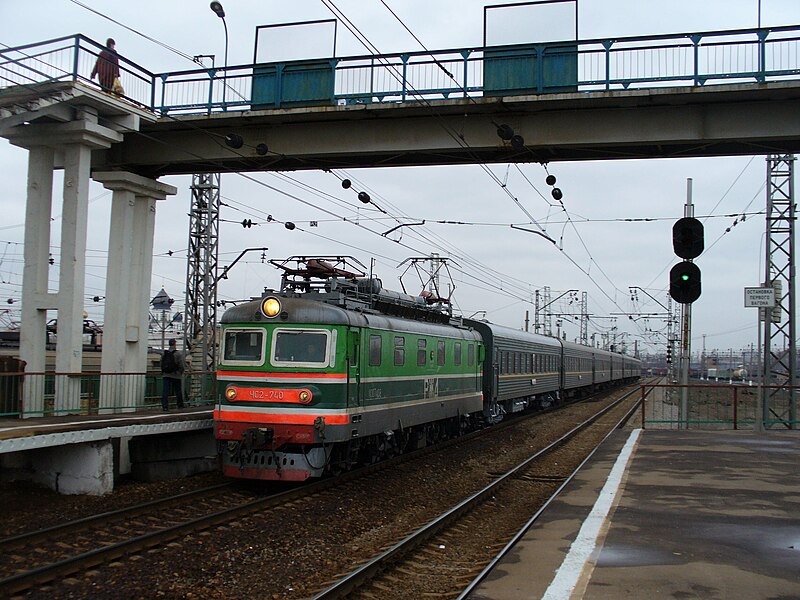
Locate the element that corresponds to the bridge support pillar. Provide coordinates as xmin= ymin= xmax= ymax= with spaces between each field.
xmin=8 ymin=107 xmax=124 ymax=417
xmin=20 ymin=146 xmax=55 ymax=415
xmin=93 ymin=172 xmax=177 ymax=413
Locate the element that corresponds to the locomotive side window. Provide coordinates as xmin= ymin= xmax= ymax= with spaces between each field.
xmin=437 ymin=341 xmax=445 ymax=366
xmin=394 ymin=336 xmax=405 ymax=366
xmin=221 ymin=328 xmax=266 ymax=365
xmin=369 ymin=335 xmax=382 ymax=367
xmin=468 ymin=344 xmax=475 ymax=366
xmin=417 ymin=339 xmax=427 ymax=366
xmin=271 ymin=329 xmax=333 ymax=367
xmin=454 ymin=342 xmax=462 ymax=366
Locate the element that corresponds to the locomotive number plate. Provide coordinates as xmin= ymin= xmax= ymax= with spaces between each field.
xmin=229 ymin=386 xmax=313 ymax=404
xmin=248 ymin=388 xmax=286 ymax=400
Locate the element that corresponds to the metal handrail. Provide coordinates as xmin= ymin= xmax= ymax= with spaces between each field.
xmin=0 ymin=369 xmax=217 ymax=418
xmin=1 ymin=25 xmax=799 ymax=113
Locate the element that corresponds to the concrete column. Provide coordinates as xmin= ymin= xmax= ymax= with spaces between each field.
xmin=128 ymin=194 xmax=158 ymax=382
xmin=94 ymin=172 xmax=176 ymax=413
xmin=7 ymin=105 xmax=125 ymax=417
xmin=54 ymin=143 xmax=92 ymax=414
xmin=20 ymin=147 xmax=56 ymax=416
xmin=98 ymin=187 xmax=136 ymax=413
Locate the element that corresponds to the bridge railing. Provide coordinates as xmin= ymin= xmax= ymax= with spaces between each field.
xmin=0 ymin=34 xmax=156 ymax=108
xmin=157 ymin=24 xmax=800 ymax=113
xmin=1 ymin=25 xmax=799 ymax=115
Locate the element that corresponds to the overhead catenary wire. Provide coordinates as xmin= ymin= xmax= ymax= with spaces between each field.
xmin=360 ymin=0 xmax=644 ymax=331
xmin=1 ymin=6 xmax=769 ymax=345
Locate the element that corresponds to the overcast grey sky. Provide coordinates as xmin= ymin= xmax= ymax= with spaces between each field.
xmin=2 ymin=0 xmax=800 ymax=356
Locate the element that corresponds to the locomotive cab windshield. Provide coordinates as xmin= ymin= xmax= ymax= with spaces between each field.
xmin=271 ymin=328 xmax=335 ymax=368
xmin=222 ymin=328 xmax=266 ymax=364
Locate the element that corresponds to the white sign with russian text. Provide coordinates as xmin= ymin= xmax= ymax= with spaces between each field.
xmin=744 ymin=287 xmax=775 ymax=308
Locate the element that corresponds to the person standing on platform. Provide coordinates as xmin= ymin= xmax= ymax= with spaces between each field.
xmin=161 ymin=338 xmax=186 ymax=411
xmin=90 ymin=38 xmax=120 ymax=92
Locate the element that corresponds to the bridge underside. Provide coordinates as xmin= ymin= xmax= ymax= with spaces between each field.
xmin=101 ymin=81 xmax=800 ymax=177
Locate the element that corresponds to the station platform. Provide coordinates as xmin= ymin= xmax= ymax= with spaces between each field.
xmin=470 ymin=429 xmax=800 ymax=599
xmin=0 ymin=406 xmax=213 ymax=452
xmin=0 ymin=407 xmax=215 ymax=495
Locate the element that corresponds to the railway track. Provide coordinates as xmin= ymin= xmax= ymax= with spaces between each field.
xmin=0 ymin=482 xmax=248 ymax=594
xmin=0 ymin=419 xmax=526 ymax=594
xmin=0 ymin=382 xmax=646 ymax=597
xmin=311 ymin=384 xmax=649 ymax=599
xmin=0 ymin=400 xmax=561 ymax=597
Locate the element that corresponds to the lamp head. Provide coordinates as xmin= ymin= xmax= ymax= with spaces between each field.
xmin=210 ymin=1 xmax=225 ymax=18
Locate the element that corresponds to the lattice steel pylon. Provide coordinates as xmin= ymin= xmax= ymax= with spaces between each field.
xmin=579 ymin=291 xmax=588 ymax=345
xmin=762 ymin=155 xmax=796 ymax=429
xmin=542 ymin=286 xmax=552 ymax=337
xmin=184 ymin=173 xmax=220 ymax=399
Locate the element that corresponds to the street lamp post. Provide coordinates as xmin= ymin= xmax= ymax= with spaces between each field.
xmin=210 ymin=1 xmax=229 ymax=108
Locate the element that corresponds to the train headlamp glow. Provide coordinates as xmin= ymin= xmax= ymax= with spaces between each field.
xmin=261 ymin=297 xmax=281 ymax=318
xmin=225 ymin=386 xmax=238 ymax=401
xmin=298 ymin=390 xmax=311 ymax=403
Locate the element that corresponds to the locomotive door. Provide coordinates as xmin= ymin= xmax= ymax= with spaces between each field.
xmin=347 ymin=329 xmax=362 ymax=408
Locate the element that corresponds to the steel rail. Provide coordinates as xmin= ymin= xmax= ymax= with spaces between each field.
xmin=0 ymin=483 xmax=232 ymax=549
xmin=311 ymin=382 xmax=648 ymax=599
xmin=457 ymin=380 xmax=658 ymax=599
xmin=0 ymin=379 xmax=640 ymax=595
xmin=0 ymin=413 xmax=525 ymax=593
xmin=0 ymin=479 xmax=323 ymax=595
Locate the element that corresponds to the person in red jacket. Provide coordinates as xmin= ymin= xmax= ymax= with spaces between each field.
xmin=91 ymin=38 xmax=120 ymax=92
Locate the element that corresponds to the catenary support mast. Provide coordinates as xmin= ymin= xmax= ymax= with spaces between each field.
xmin=184 ymin=173 xmax=220 ymax=400
xmin=762 ymin=155 xmax=796 ymax=429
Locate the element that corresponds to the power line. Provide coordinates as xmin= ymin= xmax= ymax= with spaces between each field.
xmin=68 ymin=0 xmax=198 ymax=63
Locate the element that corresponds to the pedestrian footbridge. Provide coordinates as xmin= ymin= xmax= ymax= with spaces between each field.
xmin=0 ymin=25 xmax=798 ymax=421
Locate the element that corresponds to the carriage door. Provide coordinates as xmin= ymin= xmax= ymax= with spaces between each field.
xmin=347 ymin=329 xmax=362 ymax=408
xmin=492 ymin=348 xmax=500 ymax=401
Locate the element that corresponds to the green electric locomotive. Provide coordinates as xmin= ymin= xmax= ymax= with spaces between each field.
xmin=215 ymin=258 xmax=484 ymax=480
xmin=215 ymin=256 xmax=640 ymax=481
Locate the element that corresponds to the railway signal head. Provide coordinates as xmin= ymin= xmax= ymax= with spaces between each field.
xmin=672 ymin=217 xmax=704 ymax=260
xmin=669 ymin=261 xmax=701 ymax=304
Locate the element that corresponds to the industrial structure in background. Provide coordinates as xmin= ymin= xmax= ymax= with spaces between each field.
xmin=184 ymin=173 xmax=221 ymax=399
xmin=762 ymin=155 xmax=796 ymax=429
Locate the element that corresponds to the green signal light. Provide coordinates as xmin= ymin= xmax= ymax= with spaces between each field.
xmin=681 ymin=274 xmax=690 ymax=281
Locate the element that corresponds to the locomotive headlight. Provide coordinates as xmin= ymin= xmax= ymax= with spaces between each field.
xmin=225 ymin=386 xmax=238 ymax=401
xmin=261 ymin=296 xmax=281 ymax=318
xmin=298 ymin=389 xmax=312 ymax=403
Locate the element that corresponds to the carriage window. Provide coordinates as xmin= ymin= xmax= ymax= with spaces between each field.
xmin=454 ymin=342 xmax=462 ymax=366
xmin=417 ymin=339 xmax=427 ymax=366
xmin=394 ymin=336 xmax=405 ymax=367
xmin=468 ymin=344 xmax=475 ymax=366
xmin=369 ymin=335 xmax=382 ymax=366
xmin=271 ymin=329 xmax=332 ymax=367
xmin=222 ymin=329 xmax=265 ymax=364
xmin=437 ymin=341 xmax=446 ymax=366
